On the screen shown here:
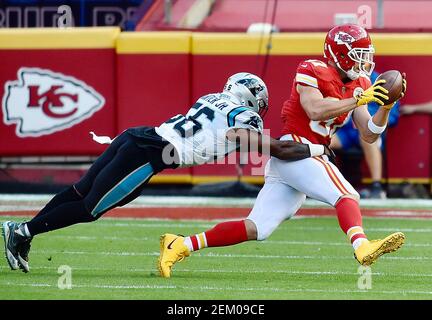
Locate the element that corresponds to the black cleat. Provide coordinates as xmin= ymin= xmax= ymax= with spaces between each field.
xmin=17 ymin=237 xmax=32 ymax=273
xmin=2 ymin=221 xmax=29 ymax=271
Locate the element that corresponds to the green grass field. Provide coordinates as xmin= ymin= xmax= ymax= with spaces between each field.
xmin=1 ymin=215 xmax=431 ymax=300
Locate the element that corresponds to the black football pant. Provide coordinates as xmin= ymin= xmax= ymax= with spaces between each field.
xmin=26 ymin=127 xmax=177 ymax=236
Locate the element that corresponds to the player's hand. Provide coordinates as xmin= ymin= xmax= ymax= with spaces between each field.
xmin=400 ymin=72 xmax=407 ymax=99
xmin=323 ymin=145 xmax=336 ymax=163
xmin=355 ymin=80 xmax=389 ymax=107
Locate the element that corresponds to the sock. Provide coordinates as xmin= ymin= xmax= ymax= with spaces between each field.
xmin=34 ymin=186 xmax=82 ymax=218
xmin=335 ymin=198 xmax=368 ymax=249
xmin=184 ymin=220 xmax=248 ymax=252
xmin=26 ymin=200 xmax=94 ymax=236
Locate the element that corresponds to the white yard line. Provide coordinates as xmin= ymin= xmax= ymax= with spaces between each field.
xmin=29 ymin=250 xmax=432 ymax=261
xmin=83 ymin=222 xmax=432 ymax=234
xmin=2 ymin=282 xmax=432 ymax=296
xmin=2 ymin=265 xmax=432 ymax=278
xmin=0 ymin=194 xmax=431 ymax=209
xmin=42 ymin=234 xmax=431 ymax=248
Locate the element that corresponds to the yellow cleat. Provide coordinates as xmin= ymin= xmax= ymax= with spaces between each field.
xmin=158 ymin=233 xmax=190 ymax=278
xmin=354 ymin=232 xmax=405 ymax=266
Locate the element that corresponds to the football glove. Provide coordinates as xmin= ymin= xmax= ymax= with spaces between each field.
xmin=355 ymin=79 xmax=389 ymax=107
xmin=382 ymin=72 xmax=407 ymax=110
xmin=400 ymin=72 xmax=407 ymax=98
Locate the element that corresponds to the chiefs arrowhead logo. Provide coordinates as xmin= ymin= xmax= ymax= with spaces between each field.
xmin=2 ymin=67 xmax=105 ymax=137
xmin=334 ymin=31 xmax=355 ymax=45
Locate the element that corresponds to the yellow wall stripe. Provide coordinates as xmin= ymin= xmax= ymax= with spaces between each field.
xmin=0 ymin=27 xmax=120 ymax=49
xmin=192 ymin=32 xmax=326 ymax=55
xmin=149 ymin=174 xmax=193 ymax=184
xmin=0 ymin=30 xmax=431 ymax=55
xmin=191 ymin=175 xmax=264 ymax=185
xmin=192 ymin=32 xmax=432 ymax=56
xmin=116 ymin=32 xmax=191 ymax=54
xmin=362 ymin=177 xmax=431 ymax=184
xmin=148 ymin=175 xmax=430 ymax=185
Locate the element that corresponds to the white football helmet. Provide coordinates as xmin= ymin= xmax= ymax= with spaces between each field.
xmin=223 ymin=72 xmax=269 ymax=117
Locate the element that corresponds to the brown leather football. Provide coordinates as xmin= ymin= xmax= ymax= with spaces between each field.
xmin=375 ymin=70 xmax=403 ymax=105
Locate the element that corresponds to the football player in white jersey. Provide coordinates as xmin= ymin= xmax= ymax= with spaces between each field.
xmin=2 ymin=72 xmax=333 ymax=273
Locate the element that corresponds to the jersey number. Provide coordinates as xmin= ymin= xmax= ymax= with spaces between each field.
xmin=165 ymin=103 xmax=215 ymax=138
xmin=310 ymin=119 xmax=336 ymax=137
xmin=309 ymin=116 xmax=350 ymax=138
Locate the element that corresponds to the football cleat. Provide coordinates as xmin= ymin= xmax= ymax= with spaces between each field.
xmin=354 ymin=232 xmax=405 ymax=266
xmin=2 ymin=221 xmax=28 ymax=270
xmin=158 ymin=234 xmax=190 ymax=278
xmin=17 ymin=237 xmax=33 ymax=273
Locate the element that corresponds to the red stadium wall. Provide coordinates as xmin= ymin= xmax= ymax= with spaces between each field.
xmin=0 ymin=28 xmax=119 ymax=156
xmin=115 ymin=32 xmax=193 ymax=183
xmin=0 ymin=30 xmax=431 ymax=184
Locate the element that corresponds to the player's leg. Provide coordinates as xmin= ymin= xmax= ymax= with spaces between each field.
xmin=2 ymin=133 xmax=158 ymax=272
xmin=33 ymin=132 xmax=131 ymax=219
xmin=270 ymin=154 xmax=404 ymax=265
xmin=158 ymin=180 xmax=305 ymax=278
xmin=1 ymin=132 xmax=132 ymax=272
xmin=360 ymin=137 xmax=386 ymax=198
xmin=27 ymin=140 xmax=154 ymax=234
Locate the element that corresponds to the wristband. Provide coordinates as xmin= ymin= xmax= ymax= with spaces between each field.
xmin=308 ymin=144 xmax=325 ymax=157
xmin=367 ymin=118 xmax=386 ymax=134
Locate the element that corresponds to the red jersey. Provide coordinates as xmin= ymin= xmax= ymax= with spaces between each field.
xmin=281 ymin=59 xmax=371 ymax=145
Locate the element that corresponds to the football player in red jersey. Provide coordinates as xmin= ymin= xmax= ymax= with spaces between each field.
xmin=159 ymin=24 xmax=407 ymax=278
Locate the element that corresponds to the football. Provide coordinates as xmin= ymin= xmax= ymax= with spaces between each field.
xmin=376 ymin=70 xmax=403 ymax=104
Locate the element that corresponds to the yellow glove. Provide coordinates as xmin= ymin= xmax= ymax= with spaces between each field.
xmin=355 ymin=79 xmax=389 ymax=107
xmin=382 ymin=72 xmax=407 ymax=110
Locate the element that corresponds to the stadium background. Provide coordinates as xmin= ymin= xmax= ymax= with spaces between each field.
xmin=1 ymin=0 xmax=432 ymax=301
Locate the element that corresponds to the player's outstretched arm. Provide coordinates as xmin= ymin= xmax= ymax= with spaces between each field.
xmin=352 ymin=105 xmax=390 ymax=144
xmin=226 ymin=128 xmax=334 ymax=161
xmin=298 ymin=84 xmax=358 ymax=121
xmin=354 ymin=74 xmax=407 ymax=144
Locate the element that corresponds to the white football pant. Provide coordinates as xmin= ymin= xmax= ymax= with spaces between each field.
xmin=247 ymin=134 xmax=359 ymax=240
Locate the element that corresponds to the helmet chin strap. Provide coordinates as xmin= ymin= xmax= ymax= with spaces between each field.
xmin=337 ymin=65 xmax=360 ymax=81
xmin=346 ymin=68 xmax=360 ymax=80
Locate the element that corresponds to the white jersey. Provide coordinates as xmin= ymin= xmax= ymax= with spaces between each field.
xmin=155 ymin=93 xmax=263 ymax=167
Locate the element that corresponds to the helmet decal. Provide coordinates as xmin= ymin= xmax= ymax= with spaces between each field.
xmin=223 ymin=72 xmax=269 ymax=117
xmin=334 ymin=32 xmax=355 ymax=45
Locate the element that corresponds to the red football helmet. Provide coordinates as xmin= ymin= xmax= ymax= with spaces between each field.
xmin=324 ymin=24 xmax=375 ymax=80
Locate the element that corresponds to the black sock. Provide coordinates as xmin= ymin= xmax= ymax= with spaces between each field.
xmin=34 ymin=186 xmax=82 ymax=218
xmin=26 ymin=200 xmax=95 ymax=236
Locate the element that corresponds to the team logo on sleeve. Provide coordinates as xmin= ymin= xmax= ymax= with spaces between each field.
xmin=2 ymin=67 xmax=105 ymax=137
xmin=244 ymin=115 xmax=262 ymax=130
xmin=335 ymin=32 xmax=355 ymax=45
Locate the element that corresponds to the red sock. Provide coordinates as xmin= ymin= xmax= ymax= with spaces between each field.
xmin=185 ymin=220 xmax=248 ymax=251
xmin=335 ymin=198 xmax=367 ymax=245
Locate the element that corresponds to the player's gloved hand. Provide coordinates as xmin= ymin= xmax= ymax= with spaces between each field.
xmin=382 ymin=72 xmax=407 ymax=110
xmin=400 ymin=72 xmax=407 ymax=99
xmin=323 ymin=145 xmax=336 ymax=163
xmin=355 ymin=79 xmax=389 ymax=107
